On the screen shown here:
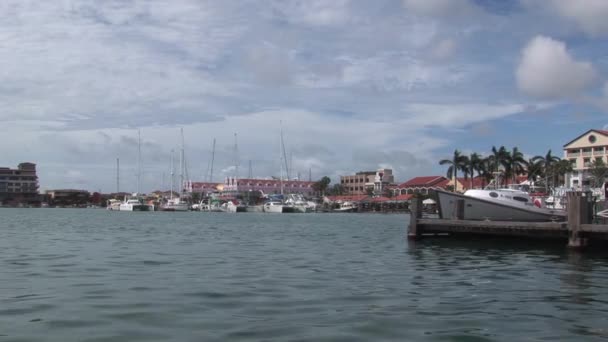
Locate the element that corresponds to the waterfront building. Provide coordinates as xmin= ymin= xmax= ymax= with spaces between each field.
xmin=220 ymin=177 xmax=315 ymax=196
xmin=0 ymin=162 xmax=39 ymax=205
xmin=340 ymin=169 xmax=395 ymax=195
xmin=394 ymin=176 xmax=449 ymax=195
xmin=45 ymin=189 xmax=90 ymax=207
xmin=563 ymin=129 xmax=608 ymax=188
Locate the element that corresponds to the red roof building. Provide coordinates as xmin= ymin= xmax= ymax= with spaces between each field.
xmin=394 ymin=176 xmax=450 ymax=195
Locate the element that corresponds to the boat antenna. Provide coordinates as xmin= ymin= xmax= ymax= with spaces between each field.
xmin=248 ymin=160 xmax=252 ymax=179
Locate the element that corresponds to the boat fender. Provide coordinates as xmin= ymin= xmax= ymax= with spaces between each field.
xmin=533 ymin=198 xmax=542 ymax=208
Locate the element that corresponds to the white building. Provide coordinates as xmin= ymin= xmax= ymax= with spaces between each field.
xmin=563 ymin=129 xmax=608 ymax=188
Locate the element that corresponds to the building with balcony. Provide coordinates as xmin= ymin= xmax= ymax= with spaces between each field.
xmin=563 ymin=129 xmax=608 ymax=188
xmin=221 ymin=177 xmax=316 ymax=196
xmin=340 ymin=169 xmax=395 ymax=195
xmin=0 ymin=162 xmax=39 ymax=205
xmin=45 ymin=189 xmax=90 ymax=207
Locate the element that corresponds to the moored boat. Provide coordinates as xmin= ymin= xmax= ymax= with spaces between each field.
xmin=435 ymin=189 xmax=566 ymax=222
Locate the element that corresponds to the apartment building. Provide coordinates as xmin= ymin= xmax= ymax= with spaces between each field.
xmin=0 ymin=162 xmax=39 ymax=204
xmin=563 ymin=129 xmax=608 ymax=188
xmin=340 ymin=169 xmax=394 ymax=195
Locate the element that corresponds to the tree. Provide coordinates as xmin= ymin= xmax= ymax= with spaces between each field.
xmin=328 ymin=183 xmax=346 ymax=196
xmin=532 ymin=150 xmax=560 ymax=189
xmin=526 ymin=158 xmax=543 ymax=184
xmin=439 ymin=150 xmax=467 ymax=192
xmin=466 ymin=153 xmax=482 ymax=189
xmin=551 ymin=159 xmax=574 ymax=187
xmin=312 ymin=176 xmax=331 ymax=196
xmin=489 ymin=146 xmax=509 ymax=186
xmin=505 ymin=147 xmax=528 ymax=184
xmin=588 ymin=159 xmax=608 ymax=188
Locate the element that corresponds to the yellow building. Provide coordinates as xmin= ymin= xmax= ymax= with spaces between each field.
xmin=563 ymin=129 xmax=608 ymax=188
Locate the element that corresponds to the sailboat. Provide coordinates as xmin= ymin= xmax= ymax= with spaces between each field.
xmin=161 ymin=129 xmax=189 ymax=212
xmin=263 ymin=125 xmax=289 ymax=213
xmin=119 ymin=130 xmax=153 ymax=211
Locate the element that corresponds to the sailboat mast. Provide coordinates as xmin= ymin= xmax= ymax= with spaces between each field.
xmin=170 ymin=149 xmax=174 ymax=199
xmin=137 ymin=130 xmax=141 ymax=194
xmin=209 ymin=138 xmax=216 ymax=183
xmin=180 ymin=128 xmax=184 ymax=195
xmin=280 ymin=124 xmax=290 ymax=180
xmin=279 ymin=130 xmax=284 ymax=195
xmin=233 ymin=133 xmax=239 ymax=180
xmin=116 ymin=157 xmax=120 ymax=193
xmin=248 ymin=160 xmax=252 ymax=179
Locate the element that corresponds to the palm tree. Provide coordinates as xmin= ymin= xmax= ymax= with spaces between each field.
xmin=439 ymin=150 xmax=467 ymax=192
xmin=465 ymin=153 xmax=482 ymax=189
xmin=532 ymin=150 xmax=560 ymax=189
xmin=505 ymin=147 xmax=528 ymax=184
xmin=552 ymin=159 xmax=574 ymax=187
xmin=526 ymin=158 xmax=543 ymax=184
xmin=489 ymin=146 xmax=509 ymax=187
xmin=588 ymin=159 xmax=608 ymax=188
xmin=477 ymin=157 xmax=493 ymax=189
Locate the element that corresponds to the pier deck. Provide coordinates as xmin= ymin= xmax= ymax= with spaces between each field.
xmin=408 ymin=192 xmax=608 ymax=248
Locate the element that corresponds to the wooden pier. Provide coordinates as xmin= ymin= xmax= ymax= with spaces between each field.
xmin=408 ymin=191 xmax=608 ymax=248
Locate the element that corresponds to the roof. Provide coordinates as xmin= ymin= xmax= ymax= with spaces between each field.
xmin=397 ymin=176 xmax=448 ymax=188
xmin=393 ymin=194 xmax=414 ymax=201
xmin=563 ymin=129 xmax=608 ymax=147
xmin=369 ymin=196 xmax=392 ymax=203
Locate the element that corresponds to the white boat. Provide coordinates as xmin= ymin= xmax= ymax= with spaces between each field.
xmin=221 ymin=200 xmax=246 ymax=213
xmin=263 ymin=201 xmax=284 ymax=213
xmin=107 ymin=199 xmax=121 ymax=211
xmin=435 ymin=189 xmax=566 ymax=222
xmin=119 ymin=196 xmax=152 ymax=211
xmin=333 ymin=201 xmax=357 ymax=213
xmin=284 ymin=194 xmax=315 ymax=213
xmin=161 ymin=197 xmax=189 ymax=211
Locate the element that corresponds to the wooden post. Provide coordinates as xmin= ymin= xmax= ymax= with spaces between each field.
xmin=568 ymin=192 xmax=589 ymax=248
xmin=452 ymin=199 xmax=465 ymax=220
xmin=408 ymin=197 xmax=422 ymax=239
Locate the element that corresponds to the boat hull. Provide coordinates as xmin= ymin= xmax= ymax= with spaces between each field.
xmin=160 ymin=204 xmax=189 ymax=212
xmin=436 ymin=190 xmax=566 ymax=222
xmin=119 ymin=204 xmax=151 ymax=212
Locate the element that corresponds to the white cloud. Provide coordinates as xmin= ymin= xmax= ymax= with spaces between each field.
xmin=402 ymin=0 xmax=480 ymax=18
xmin=516 ymin=36 xmax=597 ymax=98
xmin=545 ymin=0 xmax=608 ymax=36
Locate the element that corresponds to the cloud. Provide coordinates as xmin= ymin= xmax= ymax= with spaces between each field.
xmin=516 ymin=36 xmax=597 ymax=98
xmin=545 ymin=0 xmax=608 ymax=36
xmin=429 ymin=38 xmax=457 ymax=61
xmin=402 ymin=0 xmax=480 ymax=18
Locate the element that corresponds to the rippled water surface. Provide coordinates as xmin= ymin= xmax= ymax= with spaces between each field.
xmin=1 ymin=208 xmax=608 ymax=341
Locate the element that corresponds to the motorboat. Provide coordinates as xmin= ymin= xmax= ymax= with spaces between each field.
xmin=435 ymin=189 xmax=566 ymax=222
xmin=107 ymin=199 xmax=121 ymax=211
xmin=221 ymin=200 xmax=247 ymax=213
xmin=160 ymin=197 xmax=189 ymax=211
xmin=333 ymin=201 xmax=357 ymax=213
xmin=119 ymin=196 xmax=152 ymax=211
xmin=284 ymin=194 xmax=315 ymax=213
xmin=263 ymin=201 xmax=284 ymax=213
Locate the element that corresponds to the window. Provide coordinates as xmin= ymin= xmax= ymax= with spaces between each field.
xmin=489 ymin=192 xmax=498 ymax=198
xmin=589 ymin=135 xmax=597 ymax=143
xmin=584 ymin=158 xmax=591 ymax=167
xmin=513 ymin=196 xmax=528 ymax=202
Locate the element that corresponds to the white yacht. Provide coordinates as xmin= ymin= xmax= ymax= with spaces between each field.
xmin=263 ymin=201 xmax=284 ymax=213
xmin=119 ymin=196 xmax=152 ymax=211
xmin=333 ymin=201 xmax=357 ymax=213
xmin=284 ymin=194 xmax=315 ymax=213
xmin=161 ymin=197 xmax=189 ymax=212
xmin=107 ymin=199 xmax=121 ymax=211
xmin=436 ymin=189 xmax=566 ymax=222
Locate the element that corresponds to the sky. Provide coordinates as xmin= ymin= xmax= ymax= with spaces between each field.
xmin=2 ymin=0 xmax=608 ymax=193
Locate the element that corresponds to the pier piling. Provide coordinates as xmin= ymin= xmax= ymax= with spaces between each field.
xmin=567 ymin=191 xmax=591 ymax=248
xmin=408 ymin=197 xmax=422 ymax=240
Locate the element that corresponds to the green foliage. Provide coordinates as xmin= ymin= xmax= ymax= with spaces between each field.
xmin=589 ymin=159 xmax=608 ymax=188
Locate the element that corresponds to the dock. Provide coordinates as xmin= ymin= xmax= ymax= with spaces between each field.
xmin=408 ymin=192 xmax=608 ymax=248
